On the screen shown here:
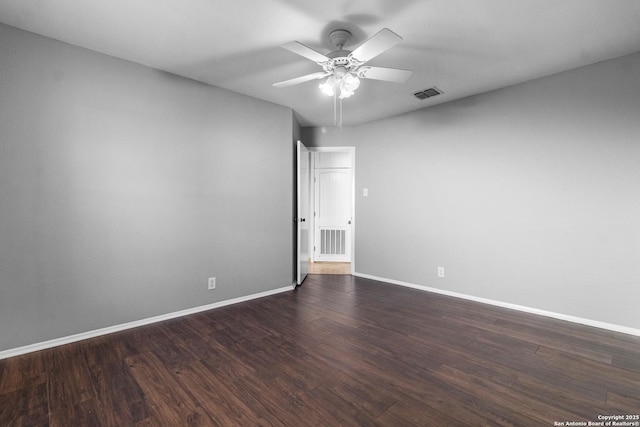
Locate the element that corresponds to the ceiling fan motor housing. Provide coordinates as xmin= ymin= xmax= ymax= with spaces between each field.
xmin=323 ymin=55 xmax=354 ymax=72
xmin=323 ymin=29 xmax=364 ymax=75
xmin=323 ymin=30 xmax=364 ymax=73
xmin=328 ymin=29 xmax=351 ymax=50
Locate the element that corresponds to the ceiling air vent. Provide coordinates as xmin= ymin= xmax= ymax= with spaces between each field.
xmin=413 ymin=87 xmax=443 ymax=100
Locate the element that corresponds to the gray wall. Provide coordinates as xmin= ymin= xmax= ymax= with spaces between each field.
xmin=303 ymin=52 xmax=640 ymax=330
xmin=0 ymin=24 xmax=294 ymax=352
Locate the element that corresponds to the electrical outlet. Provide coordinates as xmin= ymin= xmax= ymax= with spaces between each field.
xmin=437 ymin=267 xmax=445 ymax=278
xmin=208 ymin=277 xmax=216 ymax=290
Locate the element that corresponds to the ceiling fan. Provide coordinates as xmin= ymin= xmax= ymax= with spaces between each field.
xmin=273 ymin=28 xmax=413 ymax=100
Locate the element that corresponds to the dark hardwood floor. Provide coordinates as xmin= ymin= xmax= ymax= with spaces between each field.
xmin=1 ymin=274 xmax=639 ymax=426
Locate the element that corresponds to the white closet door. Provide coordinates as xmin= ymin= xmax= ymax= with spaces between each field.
xmin=314 ymin=168 xmax=352 ymax=262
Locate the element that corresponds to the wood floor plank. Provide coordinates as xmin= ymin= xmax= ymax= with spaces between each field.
xmin=0 ymin=351 xmax=47 ymax=394
xmin=302 ymin=384 xmax=385 ymax=427
xmin=613 ymin=352 xmax=640 ymax=372
xmin=171 ymin=358 xmax=279 ymax=426
xmin=606 ymin=390 xmax=640 ymax=412
xmin=0 ymin=383 xmax=49 ymax=427
xmin=230 ymin=371 xmax=325 ymax=426
xmin=126 ymin=351 xmax=214 ymax=426
xmin=308 ymin=342 xmax=518 ymax=426
xmin=2 ymin=274 xmax=639 ymax=425
xmin=84 ymin=341 xmax=150 ymax=426
xmin=49 ymin=399 xmax=106 ymax=427
xmin=322 ymin=368 xmax=397 ymax=419
xmin=381 ymin=398 xmax=478 ymax=427
xmin=511 ymin=368 xmax=626 ymax=419
xmin=535 ymin=345 xmax=640 ymax=399
xmin=433 ymin=364 xmax=573 ymax=425
xmin=46 ymin=345 xmax=107 ymax=426
xmin=443 ymin=313 xmax=616 ymax=364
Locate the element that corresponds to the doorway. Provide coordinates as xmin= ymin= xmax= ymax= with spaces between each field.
xmin=307 ymin=261 xmax=351 ymax=275
xmin=308 ymin=147 xmax=355 ymax=275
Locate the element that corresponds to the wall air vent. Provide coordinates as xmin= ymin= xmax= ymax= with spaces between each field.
xmin=413 ymin=87 xmax=443 ymax=100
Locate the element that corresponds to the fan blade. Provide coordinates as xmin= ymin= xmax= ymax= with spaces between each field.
xmin=356 ymin=66 xmax=413 ymax=83
xmin=350 ymin=28 xmax=403 ymax=63
xmin=281 ymin=41 xmax=330 ymax=63
xmin=273 ymin=72 xmax=329 ymax=88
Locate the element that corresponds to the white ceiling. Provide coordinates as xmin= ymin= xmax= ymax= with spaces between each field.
xmin=1 ymin=0 xmax=640 ymax=127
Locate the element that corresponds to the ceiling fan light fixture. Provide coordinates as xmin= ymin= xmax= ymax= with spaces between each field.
xmin=319 ymin=73 xmax=360 ymax=98
xmin=339 ymin=88 xmax=354 ymax=99
xmin=319 ymin=79 xmax=335 ymax=96
xmin=342 ymin=73 xmax=360 ymax=92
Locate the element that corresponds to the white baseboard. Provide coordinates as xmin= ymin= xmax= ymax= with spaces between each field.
xmin=0 ymin=285 xmax=295 ymax=360
xmin=353 ymin=272 xmax=640 ymax=337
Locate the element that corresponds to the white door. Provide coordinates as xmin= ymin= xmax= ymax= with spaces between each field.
xmin=314 ymin=168 xmax=352 ymax=262
xmin=297 ymin=140 xmax=310 ymax=285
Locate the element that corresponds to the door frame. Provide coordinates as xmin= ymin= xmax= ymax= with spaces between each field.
xmin=308 ymin=146 xmax=356 ymax=275
xmin=296 ymin=140 xmax=310 ymax=285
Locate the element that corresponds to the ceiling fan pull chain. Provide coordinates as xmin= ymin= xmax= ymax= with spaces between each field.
xmin=333 ymin=91 xmax=337 ymax=126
